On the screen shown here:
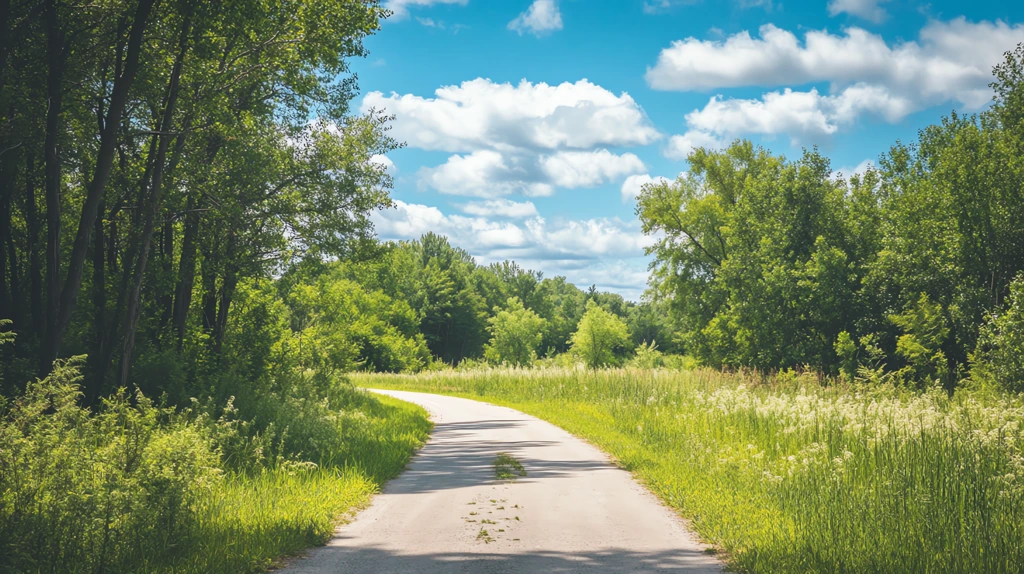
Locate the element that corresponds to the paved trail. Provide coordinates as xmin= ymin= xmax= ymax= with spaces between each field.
xmin=283 ymin=390 xmax=722 ymax=573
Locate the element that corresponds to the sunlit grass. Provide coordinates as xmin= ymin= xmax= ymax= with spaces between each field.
xmin=357 ymin=367 xmax=1024 ymax=573
xmin=0 ymin=377 xmax=431 ymax=574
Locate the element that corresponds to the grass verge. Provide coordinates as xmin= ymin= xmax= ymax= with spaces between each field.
xmin=0 ymin=365 xmax=430 ymax=574
xmin=357 ymin=367 xmax=1024 ymax=573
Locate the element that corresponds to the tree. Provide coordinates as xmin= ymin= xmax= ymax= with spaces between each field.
xmin=570 ymin=300 xmax=632 ymax=369
xmin=638 ymin=142 xmax=860 ymax=371
xmin=484 ymin=297 xmax=545 ymax=366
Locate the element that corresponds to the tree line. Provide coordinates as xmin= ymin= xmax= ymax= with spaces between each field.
xmin=637 ymin=44 xmax=1024 ymax=390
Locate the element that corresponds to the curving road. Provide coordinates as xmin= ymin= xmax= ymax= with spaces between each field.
xmin=282 ymin=390 xmax=722 ymax=573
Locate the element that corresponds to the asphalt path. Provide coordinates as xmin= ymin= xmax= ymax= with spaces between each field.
xmin=281 ymin=389 xmax=723 ymax=573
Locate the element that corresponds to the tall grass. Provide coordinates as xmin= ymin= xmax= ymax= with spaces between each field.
xmin=358 ymin=367 xmax=1024 ymax=573
xmin=0 ymin=360 xmax=430 ymax=573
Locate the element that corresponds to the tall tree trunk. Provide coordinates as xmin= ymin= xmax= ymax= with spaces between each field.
xmin=0 ymin=0 xmax=10 ymax=324
xmin=26 ymin=153 xmax=43 ymax=337
xmin=41 ymin=0 xmax=65 ymax=374
xmin=87 ymin=200 xmax=107 ymax=402
xmin=2 ymin=146 xmax=21 ymax=328
xmin=201 ymin=258 xmax=217 ymax=335
xmin=159 ymin=218 xmax=173 ymax=330
xmin=0 ymin=161 xmax=10 ymax=322
xmin=42 ymin=0 xmax=158 ymax=373
xmin=172 ymin=136 xmax=221 ymax=351
xmin=117 ymin=15 xmax=191 ymax=388
xmin=213 ymin=233 xmax=237 ymax=355
xmin=5 ymin=225 xmax=18 ymax=328
xmin=173 ymin=191 xmax=200 ymax=350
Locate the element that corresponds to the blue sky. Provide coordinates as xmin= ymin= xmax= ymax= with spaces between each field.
xmin=351 ymin=0 xmax=1024 ymax=300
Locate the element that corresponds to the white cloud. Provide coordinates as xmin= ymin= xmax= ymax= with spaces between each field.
xmin=364 ymin=78 xmax=657 ymax=196
xmin=384 ymin=0 xmax=468 ymax=19
xmin=645 ymin=19 xmax=1024 ymax=110
xmin=540 ymin=150 xmax=645 ymax=188
xmin=418 ymin=149 xmax=645 ymax=198
xmin=828 ymin=0 xmax=890 ymax=23
xmin=664 ymin=131 xmax=727 ymax=159
xmin=369 ymin=154 xmax=396 ymax=175
xmin=508 ymin=0 xmax=563 ymax=36
xmin=418 ymin=150 xmax=554 ymax=198
xmin=361 ymin=78 xmax=660 ymax=152
xmin=373 ymin=200 xmax=652 ymax=259
xmin=833 ymin=159 xmax=876 ymax=180
xmin=459 ymin=199 xmax=539 ymax=218
xmin=373 ymin=201 xmax=656 ymax=299
xmin=679 ymin=84 xmax=914 ymax=144
xmin=621 ymin=174 xmax=671 ymax=202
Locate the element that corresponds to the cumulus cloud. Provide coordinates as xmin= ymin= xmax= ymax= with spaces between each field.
xmin=650 ymin=19 xmax=1024 ymax=148
xmin=540 ymin=150 xmax=645 ymax=188
xmin=664 ymin=131 xmax=727 ymax=160
xmin=459 ymin=199 xmax=539 ymax=218
xmin=373 ymin=200 xmax=653 ymax=259
xmin=418 ymin=149 xmax=645 ymax=198
xmin=372 ymin=201 xmax=656 ymax=299
xmin=828 ymin=0 xmax=890 ymax=23
xmin=364 ymin=78 xmax=657 ymax=196
xmin=369 ymin=154 xmax=396 ymax=175
xmin=832 ymin=159 xmax=877 ymax=180
xmin=677 ymin=84 xmax=914 ymax=146
xmin=645 ymin=18 xmax=1024 ymax=110
xmin=362 ymin=78 xmax=660 ymax=152
xmin=385 ymin=202 xmax=656 ymax=297
xmin=508 ymin=0 xmax=563 ymax=36
xmin=384 ymin=0 xmax=468 ymax=19
xmin=620 ymin=174 xmax=672 ymax=202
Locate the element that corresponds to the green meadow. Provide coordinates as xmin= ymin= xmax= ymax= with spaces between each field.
xmin=360 ymin=367 xmax=1024 ymax=573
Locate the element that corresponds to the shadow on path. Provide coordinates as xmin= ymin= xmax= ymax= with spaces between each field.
xmin=387 ymin=419 xmax=612 ymax=494
xmin=285 ymin=543 xmax=721 ymax=573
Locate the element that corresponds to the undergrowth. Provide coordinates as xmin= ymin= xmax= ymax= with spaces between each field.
xmin=0 ymin=358 xmax=430 ymax=573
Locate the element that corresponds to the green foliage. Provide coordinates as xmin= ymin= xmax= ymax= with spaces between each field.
xmin=285 ymin=267 xmax=431 ymax=375
xmin=638 ymin=143 xmax=857 ymax=371
xmin=835 ymin=331 xmax=858 ymax=382
xmin=0 ymin=360 xmax=430 ymax=573
xmin=972 ymin=275 xmax=1024 ymax=391
xmin=483 ymin=297 xmax=546 ymax=366
xmin=570 ymin=300 xmax=632 ymax=368
xmin=629 ymin=340 xmax=665 ymax=369
xmin=889 ymin=293 xmax=950 ymax=385
xmin=0 ymin=358 xmax=221 ymax=571
xmin=638 ymin=45 xmax=1024 ymax=386
xmin=363 ymin=367 xmax=1024 ymax=574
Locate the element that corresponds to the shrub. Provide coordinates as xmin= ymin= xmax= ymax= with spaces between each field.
xmin=972 ymin=275 xmax=1024 ymax=392
xmin=483 ymin=297 xmax=546 ymax=367
xmin=629 ymin=340 xmax=664 ymax=369
xmin=569 ymin=300 xmax=632 ymax=369
xmin=0 ymin=358 xmax=222 ymax=572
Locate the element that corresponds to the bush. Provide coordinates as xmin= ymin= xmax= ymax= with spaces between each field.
xmin=0 ymin=358 xmax=222 ymax=572
xmin=0 ymin=357 xmax=430 ymax=573
xmin=483 ymin=297 xmax=546 ymax=367
xmin=569 ymin=300 xmax=632 ymax=368
xmin=972 ymin=276 xmax=1024 ymax=392
xmin=629 ymin=340 xmax=664 ymax=368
